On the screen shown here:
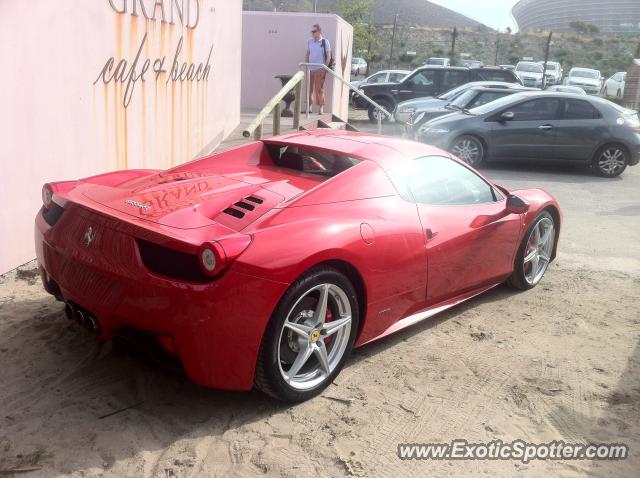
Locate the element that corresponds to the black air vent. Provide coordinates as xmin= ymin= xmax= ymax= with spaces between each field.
xmin=234 ymin=201 xmax=255 ymax=211
xmin=245 ymin=196 xmax=264 ymax=204
xmin=223 ymin=207 xmax=245 ymax=219
xmin=42 ymin=203 xmax=65 ymax=227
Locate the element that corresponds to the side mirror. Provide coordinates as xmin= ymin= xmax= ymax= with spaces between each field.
xmin=506 ymin=195 xmax=530 ymax=215
xmin=499 ymin=111 xmax=515 ymax=122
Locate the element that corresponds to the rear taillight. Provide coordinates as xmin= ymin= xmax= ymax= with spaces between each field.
xmin=42 ymin=183 xmax=53 ymax=209
xmin=197 ymin=235 xmax=252 ymax=277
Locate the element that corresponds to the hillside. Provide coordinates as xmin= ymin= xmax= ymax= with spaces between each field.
xmin=243 ymin=0 xmax=485 ymax=29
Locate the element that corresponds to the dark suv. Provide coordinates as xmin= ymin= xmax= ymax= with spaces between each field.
xmin=360 ymin=66 xmax=522 ymax=121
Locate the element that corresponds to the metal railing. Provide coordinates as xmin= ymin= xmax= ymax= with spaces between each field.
xmin=243 ymin=71 xmax=305 ymax=140
xmin=299 ymin=62 xmax=392 ymax=134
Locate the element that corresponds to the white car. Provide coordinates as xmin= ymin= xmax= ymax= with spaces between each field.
xmin=351 ymin=70 xmax=411 ymax=108
xmin=425 ymin=57 xmax=451 ymax=67
xmin=564 ymin=67 xmax=602 ymax=95
xmin=538 ymin=60 xmax=563 ymax=85
xmin=547 ymin=85 xmax=587 ymax=95
xmin=603 ymin=72 xmax=626 ymax=98
xmin=515 ymin=61 xmax=544 ymax=88
xmin=351 ymin=57 xmax=368 ymax=76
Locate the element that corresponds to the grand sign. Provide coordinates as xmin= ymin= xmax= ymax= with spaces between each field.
xmin=107 ymin=0 xmax=200 ymax=28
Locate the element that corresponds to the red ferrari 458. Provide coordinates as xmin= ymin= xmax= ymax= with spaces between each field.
xmin=35 ymin=130 xmax=561 ymax=401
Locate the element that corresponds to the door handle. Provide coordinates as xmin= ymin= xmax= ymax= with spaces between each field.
xmin=425 ymin=228 xmax=438 ymax=241
xmin=538 ymin=124 xmax=553 ymax=130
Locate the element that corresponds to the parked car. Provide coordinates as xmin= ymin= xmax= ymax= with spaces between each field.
xmin=360 ymin=66 xmax=521 ymax=122
xmin=351 ymin=57 xmax=367 ymax=76
xmin=460 ymin=59 xmax=484 ymax=68
xmin=416 ymin=91 xmax=640 ymax=177
xmin=394 ymin=80 xmax=531 ymax=124
xmin=603 ymin=72 xmax=626 ymax=98
xmin=35 ymin=130 xmax=562 ymax=402
xmin=547 ymin=85 xmax=587 ymax=95
xmin=538 ymin=61 xmax=563 ymax=85
xmin=351 ymin=69 xmax=410 ymax=108
xmin=425 ymin=57 xmax=451 ymax=66
xmin=407 ymin=86 xmax=534 ymax=135
xmin=564 ymin=67 xmax=602 ymax=94
xmin=500 ymin=65 xmax=516 ymax=71
xmin=515 ymin=61 xmax=544 ymax=88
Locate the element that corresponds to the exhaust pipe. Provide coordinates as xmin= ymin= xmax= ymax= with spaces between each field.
xmin=84 ymin=315 xmax=100 ymax=334
xmin=64 ymin=303 xmax=74 ymax=320
xmin=74 ymin=309 xmax=86 ymax=328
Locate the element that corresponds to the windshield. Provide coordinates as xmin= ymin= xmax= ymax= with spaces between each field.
xmin=543 ymin=63 xmax=558 ymax=71
xmin=439 ymin=83 xmax=474 ymax=100
xmin=516 ymin=63 xmax=543 ymax=73
xmin=571 ymin=70 xmax=599 ymax=79
xmin=468 ymin=94 xmax=520 ymax=115
xmin=449 ymin=89 xmax=477 ymax=109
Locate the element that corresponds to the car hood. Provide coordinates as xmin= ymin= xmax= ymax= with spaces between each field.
xmin=397 ymin=97 xmax=445 ymax=111
xmin=80 ymin=169 xmax=321 ymax=231
xmin=360 ymin=82 xmax=399 ymax=93
xmin=567 ymin=77 xmax=600 ymax=86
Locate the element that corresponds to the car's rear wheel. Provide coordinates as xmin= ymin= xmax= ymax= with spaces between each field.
xmin=593 ymin=145 xmax=627 ymax=178
xmin=451 ymin=135 xmax=485 ymax=167
xmin=507 ymin=211 xmax=556 ymax=290
xmin=368 ymin=99 xmax=393 ymax=123
xmin=254 ymin=267 xmax=359 ymax=402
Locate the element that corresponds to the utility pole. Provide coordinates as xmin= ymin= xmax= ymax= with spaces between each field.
xmin=449 ymin=27 xmax=458 ymax=63
xmin=313 ymin=0 xmax=317 ymax=13
xmin=542 ymin=31 xmax=553 ymax=89
xmin=388 ymin=13 xmax=399 ymax=69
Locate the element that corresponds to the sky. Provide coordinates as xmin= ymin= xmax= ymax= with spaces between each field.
xmin=429 ymin=0 xmax=520 ymax=31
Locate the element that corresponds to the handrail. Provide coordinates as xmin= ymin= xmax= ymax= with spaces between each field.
xmin=243 ymin=70 xmax=305 ymax=139
xmin=299 ymin=62 xmax=392 ymax=133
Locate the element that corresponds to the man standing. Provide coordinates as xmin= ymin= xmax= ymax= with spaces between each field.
xmin=305 ymin=24 xmax=332 ymax=114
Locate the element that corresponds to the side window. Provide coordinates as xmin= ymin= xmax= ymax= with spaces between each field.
xmin=387 ymin=156 xmax=497 ymax=206
xmin=508 ymin=98 xmax=560 ymax=121
xmin=562 ymin=99 xmax=600 ymax=120
xmin=405 ymin=70 xmax=436 ymax=88
xmin=389 ymin=73 xmax=406 ymax=82
xmin=441 ymin=70 xmax=468 ymax=90
xmin=367 ymin=73 xmax=386 ymax=84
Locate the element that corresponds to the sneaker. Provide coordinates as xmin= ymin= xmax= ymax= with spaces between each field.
xmin=319 ymin=107 xmax=325 ymax=115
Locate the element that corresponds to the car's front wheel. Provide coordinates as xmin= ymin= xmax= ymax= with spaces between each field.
xmin=254 ymin=267 xmax=359 ymax=402
xmin=368 ymin=99 xmax=393 ymax=123
xmin=507 ymin=211 xmax=556 ymax=290
xmin=593 ymin=144 xmax=627 ymax=177
xmin=450 ymin=135 xmax=485 ymax=167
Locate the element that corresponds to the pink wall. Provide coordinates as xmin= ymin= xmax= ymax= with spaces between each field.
xmin=241 ymin=12 xmax=353 ymax=119
xmin=0 ymin=0 xmax=242 ymax=273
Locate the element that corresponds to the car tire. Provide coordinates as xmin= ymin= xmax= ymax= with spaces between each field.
xmin=368 ymin=99 xmax=393 ymax=123
xmin=254 ymin=266 xmax=359 ymax=402
xmin=450 ymin=135 xmax=485 ymax=167
xmin=507 ymin=211 xmax=556 ymax=290
xmin=592 ymin=144 xmax=628 ymax=178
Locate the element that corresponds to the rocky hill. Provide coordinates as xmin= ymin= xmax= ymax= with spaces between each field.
xmin=243 ymin=0 xmax=484 ymax=29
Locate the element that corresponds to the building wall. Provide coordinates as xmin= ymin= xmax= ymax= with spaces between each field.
xmin=512 ymin=0 xmax=640 ymax=35
xmin=0 ymin=0 xmax=242 ymax=273
xmin=241 ymin=12 xmax=353 ymax=119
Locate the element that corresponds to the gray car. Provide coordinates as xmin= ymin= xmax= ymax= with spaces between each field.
xmin=394 ymin=81 xmax=528 ymax=124
xmin=417 ymin=91 xmax=640 ymax=177
xmin=408 ymin=86 xmax=535 ymax=135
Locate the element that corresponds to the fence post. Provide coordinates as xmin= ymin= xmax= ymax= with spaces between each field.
xmin=273 ymin=104 xmax=281 ymax=136
xmin=293 ymin=81 xmax=302 ymax=130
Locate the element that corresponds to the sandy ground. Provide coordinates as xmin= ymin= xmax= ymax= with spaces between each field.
xmin=1 ymin=149 xmax=639 ymax=477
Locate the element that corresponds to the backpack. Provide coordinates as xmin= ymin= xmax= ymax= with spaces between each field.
xmin=321 ymin=39 xmax=335 ymax=70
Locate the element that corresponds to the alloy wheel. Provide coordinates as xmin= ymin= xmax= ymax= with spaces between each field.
xmin=277 ymin=283 xmax=352 ymax=391
xmin=523 ymin=217 xmax=555 ymax=286
xmin=452 ymin=137 xmax=483 ymax=166
xmin=597 ymin=147 xmax=626 ymax=176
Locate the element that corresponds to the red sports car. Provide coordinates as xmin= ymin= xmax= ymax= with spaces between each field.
xmin=35 ymin=130 xmax=561 ymax=402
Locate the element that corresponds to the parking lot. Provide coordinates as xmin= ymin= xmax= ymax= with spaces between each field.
xmin=0 ymin=153 xmax=638 ymax=477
